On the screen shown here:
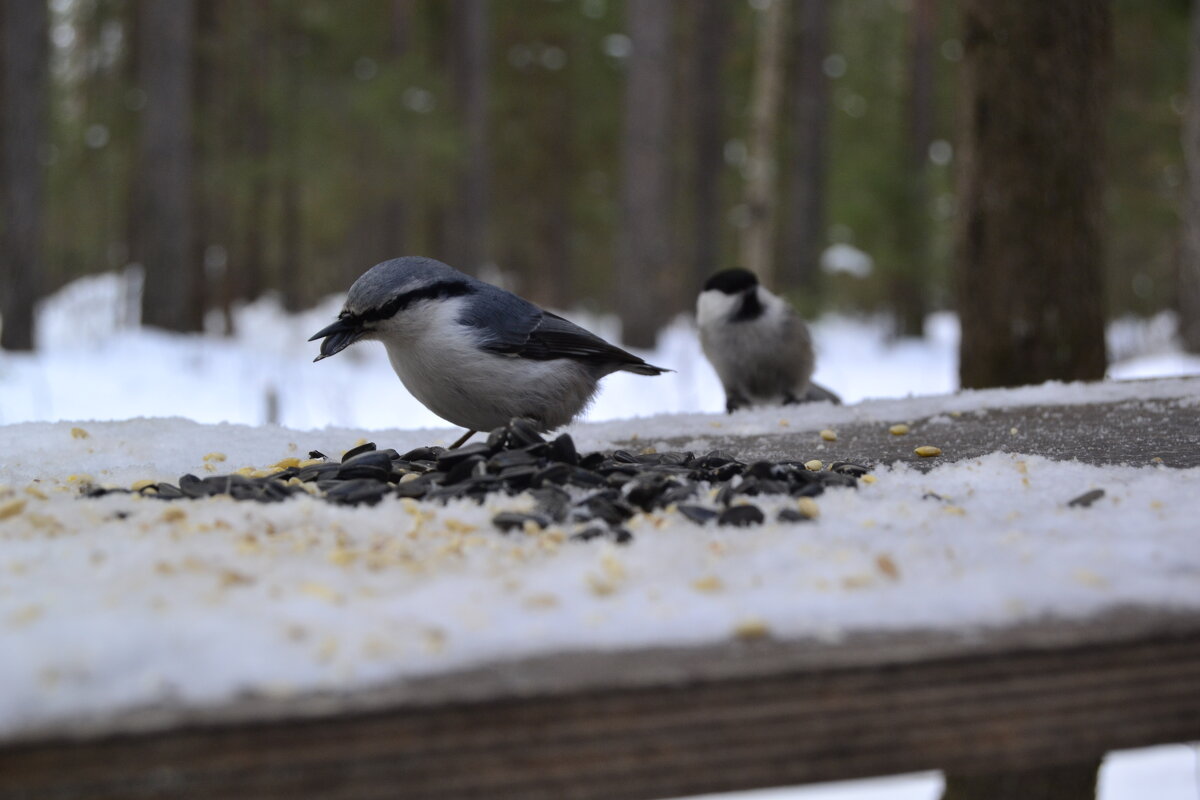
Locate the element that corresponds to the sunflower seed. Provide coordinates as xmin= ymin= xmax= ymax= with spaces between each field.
xmin=718 ymin=504 xmax=765 ymax=527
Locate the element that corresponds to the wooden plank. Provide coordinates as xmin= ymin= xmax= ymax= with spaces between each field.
xmin=3 ymin=609 xmax=1199 ymax=799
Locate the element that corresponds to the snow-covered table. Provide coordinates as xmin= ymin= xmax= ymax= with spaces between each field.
xmin=2 ymin=377 xmax=1199 ymax=798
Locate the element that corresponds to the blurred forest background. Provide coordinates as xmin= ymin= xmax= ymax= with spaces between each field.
xmin=2 ymin=0 xmax=1200 ymax=378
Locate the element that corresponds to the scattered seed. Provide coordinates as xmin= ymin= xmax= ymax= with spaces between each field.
xmin=1067 ymin=488 xmax=1105 ymax=508
xmin=717 ymin=504 xmax=765 ymax=527
xmin=804 ymin=459 xmax=823 ymax=471
xmin=777 ymin=508 xmax=811 ymax=523
xmin=492 ymin=512 xmax=550 ymax=532
xmin=678 ymin=505 xmax=719 ymax=525
xmin=914 ymin=446 xmax=942 ymax=458
xmin=875 ymin=554 xmax=900 ymax=580
xmin=733 ymin=618 xmax=770 ymax=640
xmin=819 ymin=429 xmax=837 ymax=442
xmin=0 ymin=499 xmax=27 ymax=520
xmin=889 ymin=423 xmax=910 ymax=436
xmin=70 ymin=427 xmax=90 ymax=440
xmin=796 ymin=497 xmax=820 ymax=519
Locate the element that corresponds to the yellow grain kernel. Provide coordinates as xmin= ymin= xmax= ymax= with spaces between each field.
xmin=876 ymin=554 xmax=900 ymax=580
xmin=819 ymin=429 xmax=837 ymax=442
xmin=889 ymin=423 xmax=910 ymax=436
xmin=327 ymin=547 xmax=358 ymax=567
xmin=804 ymin=459 xmax=823 ymax=471
xmin=298 ymin=457 xmax=324 ymax=468
xmin=0 ymin=499 xmax=27 ymax=521
xmin=160 ymin=507 xmax=187 ymax=523
xmin=861 ymin=474 xmax=877 ymax=484
xmin=70 ymin=426 xmax=90 ymax=439
xmin=203 ymin=452 xmax=227 ymax=462
xmin=797 ymin=497 xmax=820 ymax=519
xmin=914 ymin=446 xmax=942 ymax=458
xmin=131 ymin=479 xmax=157 ymax=491
xmin=692 ymin=575 xmax=725 ymax=593
xmin=733 ymin=618 xmax=771 ymax=640
xmin=523 ymin=593 xmax=560 ymax=609
xmin=7 ymin=605 xmax=43 ymax=626
xmin=24 ymin=486 xmax=48 ymax=500
xmin=300 ymin=582 xmax=342 ymax=604
xmin=272 ymin=457 xmax=301 ymax=470
xmin=66 ymin=474 xmax=94 ymax=484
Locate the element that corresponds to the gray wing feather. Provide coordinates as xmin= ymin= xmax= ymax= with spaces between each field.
xmin=460 ymin=286 xmax=664 ymax=373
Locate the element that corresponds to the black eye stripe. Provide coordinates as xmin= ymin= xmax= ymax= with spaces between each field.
xmin=351 ymin=281 xmax=473 ymax=325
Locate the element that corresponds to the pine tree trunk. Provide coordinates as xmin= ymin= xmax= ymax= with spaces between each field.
xmin=617 ymin=0 xmax=674 ymax=348
xmin=891 ymin=0 xmax=936 ymax=338
xmin=0 ymin=0 xmax=48 ymax=351
xmin=242 ymin=1 xmax=272 ymax=302
xmin=739 ymin=0 xmax=789 ymax=284
xmin=955 ymin=0 xmax=1111 ymax=389
xmin=380 ymin=0 xmax=414 ymax=261
xmin=690 ymin=0 xmax=730 ymax=296
xmin=781 ymin=0 xmax=832 ymax=296
xmin=941 ymin=761 xmax=1101 ymax=800
xmin=448 ymin=0 xmax=490 ymax=275
xmin=1180 ymin=0 xmax=1200 ymax=353
xmin=137 ymin=0 xmax=200 ymax=332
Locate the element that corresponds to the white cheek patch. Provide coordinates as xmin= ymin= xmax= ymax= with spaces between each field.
xmin=696 ymin=290 xmax=742 ymax=325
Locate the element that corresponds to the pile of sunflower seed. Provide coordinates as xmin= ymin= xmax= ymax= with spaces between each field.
xmin=84 ymin=419 xmax=870 ymax=542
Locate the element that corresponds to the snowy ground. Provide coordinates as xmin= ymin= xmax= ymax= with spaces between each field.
xmin=2 ymin=270 xmax=1198 ymax=429
xmin=2 ymin=273 xmax=1199 ymax=798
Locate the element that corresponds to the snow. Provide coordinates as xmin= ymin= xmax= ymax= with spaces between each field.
xmin=821 ymin=243 xmax=874 ymax=278
xmin=2 ymin=273 xmax=1199 ymax=796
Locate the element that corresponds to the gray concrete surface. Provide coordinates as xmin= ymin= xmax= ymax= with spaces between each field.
xmin=638 ymin=390 xmax=1199 ymax=472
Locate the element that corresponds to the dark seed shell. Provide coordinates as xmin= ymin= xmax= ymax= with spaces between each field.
xmin=777 ymin=507 xmax=813 ymax=523
xmin=401 ymin=445 xmax=444 ymax=462
xmin=341 ymin=441 xmax=377 ymax=461
xmin=436 ymin=443 xmax=493 ymax=471
xmin=548 ymin=433 xmax=579 ymax=466
xmin=507 ymin=418 xmax=546 ymax=448
xmin=153 ymin=482 xmax=185 ymax=499
xmin=830 ymin=461 xmax=871 ymax=478
xmin=1067 ymin=488 xmax=1105 ymax=508
xmin=442 ymin=455 xmax=487 ymax=486
xmin=492 ymin=511 xmax=551 ymax=532
xmin=717 ymin=504 xmax=765 ymax=527
xmin=678 ymin=505 xmax=719 ymax=524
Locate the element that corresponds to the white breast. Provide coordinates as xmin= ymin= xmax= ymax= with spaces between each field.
xmin=374 ymin=297 xmax=598 ymax=432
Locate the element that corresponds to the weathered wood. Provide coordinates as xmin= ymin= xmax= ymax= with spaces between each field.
xmin=3 ymin=608 xmax=1198 ymax=799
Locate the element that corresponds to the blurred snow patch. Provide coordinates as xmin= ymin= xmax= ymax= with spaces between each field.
xmin=821 ymin=244 xmax=873 ymax=278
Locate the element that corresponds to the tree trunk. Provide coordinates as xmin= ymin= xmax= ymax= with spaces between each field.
xmin=448 ymin=0 xmax=490 ymax=275
xmin=380 ymin=0 xmax=415 ymax=261
xmin=955 ymin=0 xmax=1111 ymax=389
xmin=0 ymin=0 xmax=48 ymax=351
xmin=1181 ymin=0 xmax=1200 ymax=353
xmin=739 ymin=0 xmax=789 ymax=283
xmin=617 ymin=0 xmax=674 ymax=348
xmin=240 ymin=0 xmax=271 ymax=303
xmin=891 ymin=0 xmax=936 ymax=338
xmin=137 ymin=0 xmax=200 ymax=332
xmin=691 ymin=0 xmax=730 ymax=295
xmin=781 ymin=0 xmax=832 ymax=296
xmin=941 ymin=761 xmax=1101 ymax=800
